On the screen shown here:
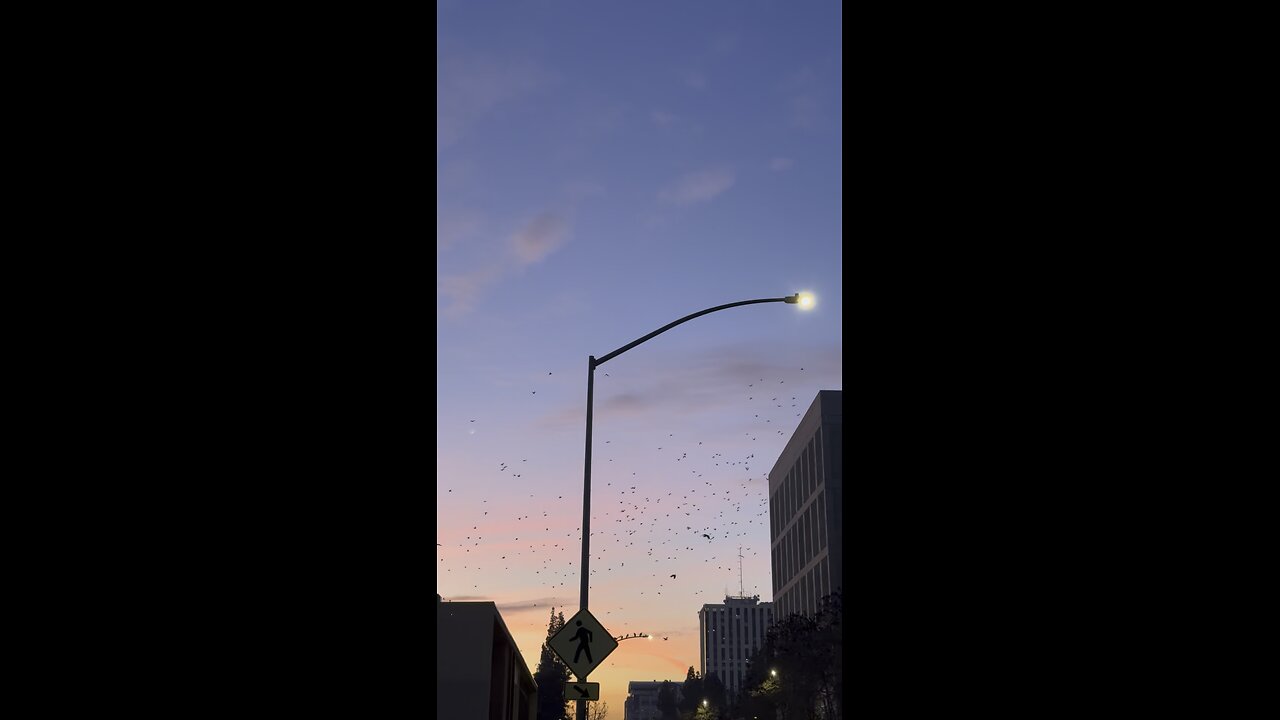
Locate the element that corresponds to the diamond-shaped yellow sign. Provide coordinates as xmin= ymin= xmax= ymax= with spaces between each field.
xmin=549 ymin=609 xmax=617 ymax=679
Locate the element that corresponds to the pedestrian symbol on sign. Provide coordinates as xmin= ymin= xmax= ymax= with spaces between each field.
xmin=571 ymin=620 xmax=593 ymax=664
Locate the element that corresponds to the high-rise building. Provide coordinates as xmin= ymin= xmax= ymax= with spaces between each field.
xmin=623 ymin=680 xmax=683 ymax=720
xmin=698 ymin=595 xmax=774 ymax=700
xmin=768 ymin=390 xmax=842 ymax=619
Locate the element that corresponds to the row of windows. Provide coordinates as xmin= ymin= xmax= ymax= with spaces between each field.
xmin=701 ymin=604 xmax=774 ymax=696
xmin=770 ymin=432 xmax=824 ymax=539
xmin=702 ymin=607 xmax=773 ymax=648
xmin=772 ymin=489 xmax=826 ymax=594
xmin=777 ymin=555 xmax=833 ymax=618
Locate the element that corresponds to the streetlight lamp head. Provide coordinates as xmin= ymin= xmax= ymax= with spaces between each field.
xmin=784 ymin=292 xmax=815 ymax=308
xmin=771 ymin=669 xmax=777 ymax=677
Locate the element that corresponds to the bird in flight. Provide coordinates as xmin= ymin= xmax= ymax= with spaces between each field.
xmin=703 ymin=534 xmax=711 ymax=539
xmin=670 ymin=574 xmax=676 ymax=578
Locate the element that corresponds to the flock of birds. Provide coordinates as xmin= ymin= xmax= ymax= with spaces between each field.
xmin=438 ymin=362 xmax=821 ymax=646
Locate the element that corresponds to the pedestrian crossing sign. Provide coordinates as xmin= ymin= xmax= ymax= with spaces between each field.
xmin=549 ymin=608 xmax=617 ymax=679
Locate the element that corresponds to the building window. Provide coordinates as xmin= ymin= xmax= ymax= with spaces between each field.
xmin=817 ymin=491 xmax=826 ymax=551
xmin=801 ymin=508 xmax=810 ymax=566
xmin=778 ymin=471 xmax=788 ymax=527
xmin=771 ymin=545 xmax=778 ymax=592
xmin=809 ymin=438 xmax=817 ymax=496
xmin=808 ymin=503 xmax=817 ymax=563
xmin=815 ymin=430 xmax=823 ymax=485
xmin=801 ymin=439 xmax=808 ymax=497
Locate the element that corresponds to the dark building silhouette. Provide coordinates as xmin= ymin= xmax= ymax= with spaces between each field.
xmin=623 ymin=680 xmax=684 ymax=720
xmin=768 ymin=390 xmax=842 ymax=619
xmin=698 ymin=594 xmax=774 ymax=700
xmin=436 ymin=600 xmax=537 ymax=720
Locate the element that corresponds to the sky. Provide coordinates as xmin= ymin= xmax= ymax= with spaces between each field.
xmin=437 ymin=0 xmax=841 ymax=713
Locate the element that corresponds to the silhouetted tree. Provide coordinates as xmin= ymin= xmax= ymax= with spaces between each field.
xmin=702 ymin=672 xmax=727 ymax=714
xmin=535 ymin=608 xmax=570 ymax=720
xmin=678 ymin=667 xmax=704 ymax=718
xmin=741 ymin=640 xmax=780 ymax=720
xmin=739 ymin=591 xmax=842 ymax=719
xmin=587 ymin=700 xmax=609 ymax=720
xmin=657 ymin=680 xmax=680 ymax=720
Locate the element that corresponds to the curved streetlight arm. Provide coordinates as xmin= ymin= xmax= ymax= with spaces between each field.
xmin=573 ymin=292 xmax=801 ymax=720
xmin=594 ymin=295 xmax=799 ymax=368
xmin=579 ymin=294 xmax=799 ymax=611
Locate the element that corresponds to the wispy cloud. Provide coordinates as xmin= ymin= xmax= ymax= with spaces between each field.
xmin=511 ymin=213 xmax=569 ymax=265
xmin=440 ymin=595 xmax=575 ymax=615
xmin=681 ymin=70 xmax=707 ymax=90
xmin=438 ymin=211 xmax=573 ymax=318
xmin=438 ymin=264 xmax=504 ymax=318
xmin=781 ymin=66 xmax=829 ymax=131
xmin=496 ymin=596 xmax=576 ymax=614
xmin=650 ymin=110 xmax=677 ymax=127
xmin=708 ymin=31 xmax=739 ymax=56
xmin=437 ymin=42 xmax=553 ymax=152
xmin=437 ymin=209 xmax=485 ymax=254
xmin=564 ymin=180 xmax=606 ymax=203
xmin=658 ymin=169 xmax=735 ymax=206
xmin=533 ymin=341 xmax=842 ymax=430
xmin=790 ymin=94 xmax=821 ymax=130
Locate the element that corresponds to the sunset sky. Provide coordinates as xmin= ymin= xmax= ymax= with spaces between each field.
xmin=437 ymin=0 xmax=841 ymax=712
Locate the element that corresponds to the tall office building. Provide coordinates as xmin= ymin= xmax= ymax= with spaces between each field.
xmin=698 ymin=595 xmax=774 ymax=700
xmin=768 ymin=390 xmax=842 ymax=619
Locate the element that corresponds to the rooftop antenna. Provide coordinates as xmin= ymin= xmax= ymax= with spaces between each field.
xmin=738 ymin=546 xmax=745 ymax=597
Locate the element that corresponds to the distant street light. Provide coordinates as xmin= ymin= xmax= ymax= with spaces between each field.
xmin=573 ymin=293 xmax=811 ymax=720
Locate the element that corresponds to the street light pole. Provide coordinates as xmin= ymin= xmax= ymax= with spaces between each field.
xmin=575 ymin=293 xmax=810 ymax=720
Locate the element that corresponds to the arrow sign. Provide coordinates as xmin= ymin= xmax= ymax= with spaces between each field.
xmin=549 ymin=609 xmax=618 ymax=679
xmin=563 ymin=681 xmax=600 ymax=701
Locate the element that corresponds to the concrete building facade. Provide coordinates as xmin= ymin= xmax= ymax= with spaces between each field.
xmin=697 ymin=595 xmax=774 ymax=700
xmin=436 ymin=599 xmax=537 ymax=720
xmin=623 ymin=680 xmax=684 ymax=720
xmin=768 ymin=390 xmax=842 ymax=620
